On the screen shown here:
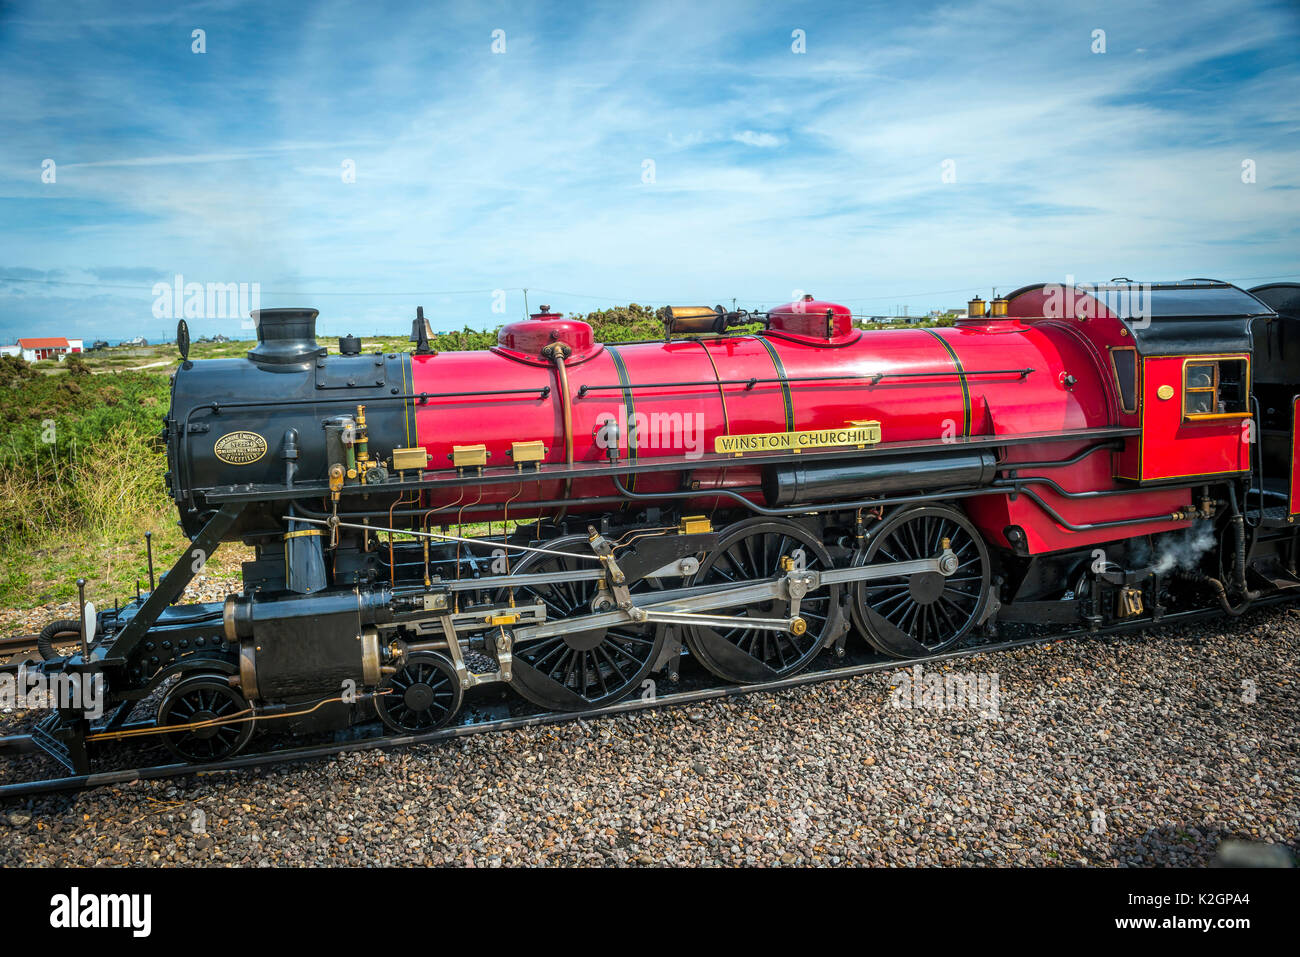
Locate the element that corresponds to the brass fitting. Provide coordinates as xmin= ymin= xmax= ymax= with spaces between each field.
xmin=679 ymin=515 xmax=713 ymax=535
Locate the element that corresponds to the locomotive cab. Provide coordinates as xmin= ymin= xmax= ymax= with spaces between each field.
xmin=1005 ymin=280 xmax=1272 ymax=486
xmin=1112 ymin=282 xmax=1264 ymax=485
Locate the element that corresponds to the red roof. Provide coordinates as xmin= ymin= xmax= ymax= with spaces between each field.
xmin=18 ymin=337 xmax=70 ymax=349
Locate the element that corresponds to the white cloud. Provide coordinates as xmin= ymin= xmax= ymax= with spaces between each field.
xmin=0 ymin=0 xmax=1297 ymax=341
xmin=733 ymin=130 xmax=786 ymax=148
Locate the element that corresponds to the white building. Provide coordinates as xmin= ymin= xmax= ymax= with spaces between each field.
xmin=3 ymin=337 xmax=84 ymax=361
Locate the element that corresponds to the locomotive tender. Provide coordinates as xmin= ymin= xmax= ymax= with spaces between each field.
xmin=14 ymin=279 xmax=1300 ymax=770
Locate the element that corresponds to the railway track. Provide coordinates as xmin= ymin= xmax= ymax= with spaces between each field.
xmin=0 ymin=632 xmax=81 ymax=665
xmin=1 ymin=599 xmax=1274 ymax=801
xmin=0 ymin=634 xmax=40 ymax=656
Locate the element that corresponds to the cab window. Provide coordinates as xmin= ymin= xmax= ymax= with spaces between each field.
xmin=1184 ymin=358 xmax=1248 ymax=417
xmin=1110 ymin=348 xmax=1137 ymax=413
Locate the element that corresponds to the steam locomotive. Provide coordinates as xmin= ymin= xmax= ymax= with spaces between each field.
xmin=16 ymin=279 xmax=1300 ymax=770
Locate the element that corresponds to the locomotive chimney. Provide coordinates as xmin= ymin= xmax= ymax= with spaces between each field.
xmin=248 ymin=308 xmax=323 ymax=365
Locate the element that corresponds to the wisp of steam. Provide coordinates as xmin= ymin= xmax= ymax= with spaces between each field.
xmin=1130 ymin=521 xmax=1216 ymax=576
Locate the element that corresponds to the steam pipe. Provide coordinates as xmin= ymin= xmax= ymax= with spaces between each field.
xmin=1014 ymin=487 xmax=1186 ymax=532
xmin=1205 ymin=576 xmax=1251 ymax=617
xmin=609 ymin=462 xmax=1183 ymax=528
xmin=544 ymin=344 xmax=575 ymax=521
xmin=575 ymin=367 xmax=1034 ymax=397
xmin=992 ymin=475 xmax=1172 ymax=501
xmin=995 ymin=441 xmax=1122 ymax=472
xmin=1227 ymin=484 xmax=1260 ymax=601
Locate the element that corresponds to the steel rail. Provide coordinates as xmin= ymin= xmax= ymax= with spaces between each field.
xmin=0 ymin=597 xmax=1283 ymax=800
xmin=0 ymin=634 xmax=39 ymax=654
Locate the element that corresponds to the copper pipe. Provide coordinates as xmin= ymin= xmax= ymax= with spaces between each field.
xmin=87 ymin=691 xmax=390 ymax=743
xmin=548 ymin=350 xmax=575 ymax=520
xmin=455 ymin=485 xmax=484 ymax=546
xmin=453 ymin=485 xmax=485 ymax=608
xmin=419 ymin=491 xmax=464 ymax=587
xmin=388 ymin=490 xmax=416 ymax=586
xmin=501 ymin=482 xmax=523 ymax=590
xmin=420 ymin=492 xmax=464 ymax=530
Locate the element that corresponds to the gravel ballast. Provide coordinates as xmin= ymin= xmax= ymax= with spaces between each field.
xmin=1 ymin=597 xmax=1297 ymax=867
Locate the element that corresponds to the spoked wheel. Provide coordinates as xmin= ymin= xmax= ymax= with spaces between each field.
xmin=376 ymin=652 xmax=462 ymax=733
xmin=500 ymin=535 xmax=668 ymax=711
xmin=157 ymin=673 xmax=254 ymax=763
xmin=851 ymin=505 xmax=990 ymax=659
xmin=684 ymin=518 xmax=840 ymax=683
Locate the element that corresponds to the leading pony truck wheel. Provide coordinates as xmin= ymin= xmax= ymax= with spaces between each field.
xmin=157 ymin=673 xmax=254 ymax=763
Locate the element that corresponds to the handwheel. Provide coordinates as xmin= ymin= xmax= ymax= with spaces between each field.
xmin=683 ymin=518 xmax=840 ymax=683
xmin=500 ymin=534 xmax=668 ymax=711
xmin=157 ymin=673 xmax=254 ymax=763
xmin=851 ymin=505 xmax=990 ymax=659
xmin=377 ymin=652 xmax=462 ymax=732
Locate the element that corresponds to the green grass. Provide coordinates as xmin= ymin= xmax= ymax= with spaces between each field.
xmin=0 ymin=366 xmax=199 ymax=612
xmin=0 ymin=521 xmax=246 ymax=610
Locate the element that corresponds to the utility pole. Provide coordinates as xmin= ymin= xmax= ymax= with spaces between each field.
xmin=523 ymin=288 xmax=529 ymax=319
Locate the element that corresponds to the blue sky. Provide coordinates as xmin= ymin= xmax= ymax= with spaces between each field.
xmin=1 ymin=0 xmax=1298 ymax=343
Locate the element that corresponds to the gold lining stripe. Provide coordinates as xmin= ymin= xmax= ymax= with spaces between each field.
xmin=402 ymin=355 xmax=413 ymax=448
xmin=695 ymin=339 xmax=730 ymax=436
xmin=607 ymin=345 xmax=637 ymax=494
xmin=283 ymin=529 xmax=322 ymax=540
xmin=920 ymin=328 xmax=970 ymax=437
xmin=754 ymin=337 xmax=795 ymax=431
